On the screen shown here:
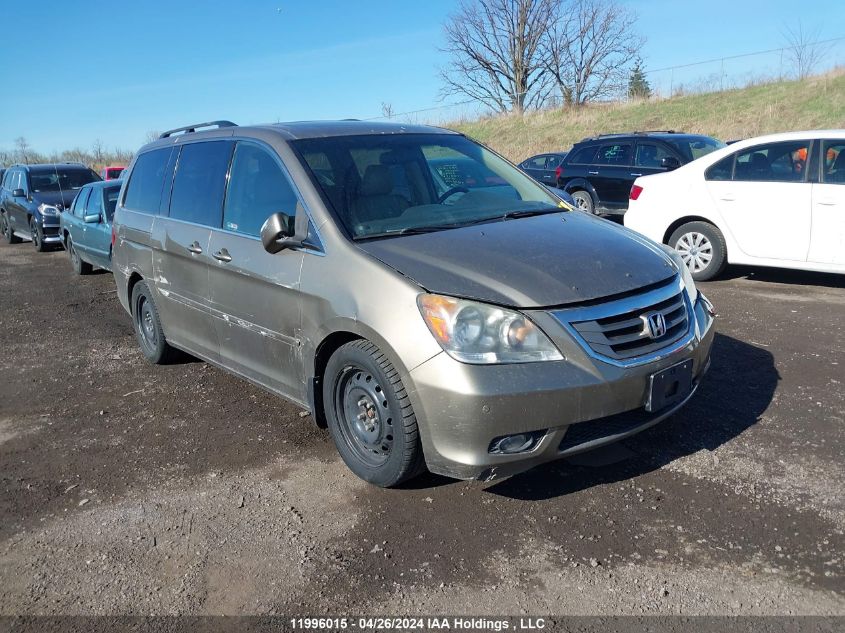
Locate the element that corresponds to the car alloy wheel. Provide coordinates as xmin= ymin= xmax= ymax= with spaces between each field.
xmin=675 ymin=231 xmax=713 ymax=274
xmin=30 ymin=219 xmax=41 ymax=250
xmin=571 ymin=191 xmax=595 ymax=214
xmin=334 ymin=365 xmax=394 ymax=468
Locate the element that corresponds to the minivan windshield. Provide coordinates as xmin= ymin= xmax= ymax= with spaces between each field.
xmin=292 ymin=134 xmax=563 ymax=239
xmin=665 ymin=136 xmax=725 ymax=162
xmin=29 ymin=168 xmax=99 ymax=193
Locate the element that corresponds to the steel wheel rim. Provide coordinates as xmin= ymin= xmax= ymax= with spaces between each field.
xmin=675 ymin=232 xmax=713 ymax=273
xmin=134 ymin=295 xmax=157 ymax=352
xmin=334 ymin=365 xmax=393 ymax=467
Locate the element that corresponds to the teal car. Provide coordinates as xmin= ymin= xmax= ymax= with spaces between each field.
xmin=60 ymin=180 xmax=121 ymax=274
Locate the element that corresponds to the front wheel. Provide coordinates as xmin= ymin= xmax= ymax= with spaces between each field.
xmin=668 ymin=221 xmax=727 ymax=282
xmin=67 ymin=236 xmax=92 ymax=275
xmin=1 ymin=212 xmax=22 ymax=244
xmin=323 ymin=340 xmax=425 ymax=487
xmin=571 ymin=190 xmax=595 ymax=214
xmin=30 ymin=218 xmax=47 ymax=252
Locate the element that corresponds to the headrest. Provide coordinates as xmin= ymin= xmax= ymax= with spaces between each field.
xmin=360 ymin=164 xmax=393 ymax=196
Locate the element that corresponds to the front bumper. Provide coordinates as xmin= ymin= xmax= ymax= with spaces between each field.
xmin=36 ymin=216 xmax=62 ymax=243
xmin=407 ymin=292 xmax=715 ymax=481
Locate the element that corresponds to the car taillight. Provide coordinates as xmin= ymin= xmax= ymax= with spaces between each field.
xmin=555 ymin=165 xmax=562 ymax=179
xmin=630 ymin=184 xmax=643 ymax=200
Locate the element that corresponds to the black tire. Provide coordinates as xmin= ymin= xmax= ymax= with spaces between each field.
xmin=2 ymin=212 xmax=22 ymax=244
xmin=30 ymin=217 xmax=47 ymax=252
xmin=668 ymin=221 xmax=728 ymax=282
xmin=67 ymin=236 xmax=92 ymax=275
xmin=571 ymin=190 xmax=595 ymax=214
xmin=323 ymin=340 xmax=425 ymax=487
xmin=131 ymin=280 xmax=177 ymax=364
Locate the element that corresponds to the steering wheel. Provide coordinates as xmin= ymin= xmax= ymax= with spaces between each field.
xmin=438 ymin=186 xmax=469 ymax=204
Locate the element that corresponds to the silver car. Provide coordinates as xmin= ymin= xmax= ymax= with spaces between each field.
xmin=112 ymin=120 xmax=715 ymax=487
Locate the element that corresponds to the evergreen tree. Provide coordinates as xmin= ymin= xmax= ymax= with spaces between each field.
xmin=628 ymin=58 xmax=652 ymax=99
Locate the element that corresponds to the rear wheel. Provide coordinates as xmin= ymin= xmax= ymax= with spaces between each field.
xmin=67 ymin=236 xmax=92 ymax=275
xmin=669 ymin=221 xmax=727 ymax=282
xmin=2 ymin=212 xmax=21 ymax=244
xmin=571 ymin=190 xmax=595 ymax=214
xmin=30 ymin=217 xmax=47 ymax=252
xmin=323 ymin=340 xmax=425 ymax=487
xmin=131 ymin=280 xmax=177 ymax=364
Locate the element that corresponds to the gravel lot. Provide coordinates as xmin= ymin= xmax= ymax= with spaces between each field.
xmin=0 ymin=239 xmax=843 ymax=617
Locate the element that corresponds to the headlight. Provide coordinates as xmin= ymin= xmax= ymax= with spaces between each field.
xmin=417 ymin=294 xmax=563 ymax=364
xmin=661 ymin=244 xmax=698 ymax=303
xmin=37 ymin=203 xmax=60 ymax=216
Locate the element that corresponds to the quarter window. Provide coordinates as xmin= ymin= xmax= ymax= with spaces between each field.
xmin=169 ymin=141 xmax=233 ymax=226
xmin=734 ymin=141 xmax=810 ymax=182
xmin=223 ymin=143 xmax=298 ymax=236
xmin=123 ymin=148 xmax=172 ymax=214
xmin=822 ymin=141 xmax=845 ymax=184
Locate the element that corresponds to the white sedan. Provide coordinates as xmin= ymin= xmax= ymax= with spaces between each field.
xmin=624 ymin=130 xmax=845 ymax=280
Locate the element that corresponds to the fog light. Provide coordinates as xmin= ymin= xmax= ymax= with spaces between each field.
xmin=489 ymin=431 xmax=545 ymax=454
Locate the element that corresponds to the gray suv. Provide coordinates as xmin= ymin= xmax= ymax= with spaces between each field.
xmin=112 ymin=120 xmax=715 ymax=487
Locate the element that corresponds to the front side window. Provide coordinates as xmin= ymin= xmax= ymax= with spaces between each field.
xmin=822 ymin=140 xmax=845 ymax=184
xmin=596 ymin=143 xmax=632 ymax=166
xmin=29 ymin=168 xmax=99 ymax=193
xmin=666 ymin=136 xmax=725 ymax=161
xmin=635 ymin=143 xmax=674 ymax=168
xmin=293 ymin=133 xmax=561 ymax=240
xmin=223 ymin=143 xmax=298 ymax=236
xmin=169 ymin=141 xmax=233 ymax=226
xmin=734 ymin=141 xmax=810 ymax=182
xmin=87 ymin=187 xmax=104 ymax=218
xmin=568 ymin=145 xmax=599 ymax=165
xmin=123 ymin=148 xmax=172 ymax=214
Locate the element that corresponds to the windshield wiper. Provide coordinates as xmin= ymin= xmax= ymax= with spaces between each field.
xmin=499 ymin=207 xmax=562 ymax=220
xmin=353 ymin=225 xmax=459 ymax=241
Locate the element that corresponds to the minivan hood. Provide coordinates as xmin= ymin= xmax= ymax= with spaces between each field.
xmin=356 ymin=211 xmax=676 ymax=308
xmin=33 ymin=190 xmax=80 ymax=210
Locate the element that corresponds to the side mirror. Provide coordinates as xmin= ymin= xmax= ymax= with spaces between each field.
xmin=83 ymin=213 xmax=101 ymax=224
xmin=261 ymin=212 xmax=298 ymax=254
xmin=661 ymin=156 xmax=681 ymax=171
xmin=12 ymin=188 xmax=25 ymax=198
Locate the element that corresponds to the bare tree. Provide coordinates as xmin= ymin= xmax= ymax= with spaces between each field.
xmin=782 ymin=22 xmax=828 ymax=80
xmin=440 ymin=0 xmax=555 ymax=114
xmin=543 ymin=0 xmax=643 ymax=106
xmin=92 ymin=139 xmax=104 ymax=165
xmin=15 ymin=137 xmax=31 ymax=164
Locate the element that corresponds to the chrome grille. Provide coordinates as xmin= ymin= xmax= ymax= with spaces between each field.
xmin=552 ymin=276 xmax=692 ymax=365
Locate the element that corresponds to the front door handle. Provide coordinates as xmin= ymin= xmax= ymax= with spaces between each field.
xmin=630 ymin=172 xmax=643 ymax=177
xmin=187 ymin=241 xmax=203 ymax=254
xmin=588 ymin=170 xmax=599 ymax=175
xmin=720 ymin=195 xmax=736 ymax=202
xmin=816 ymin=198 xmax=836 ymax=206
xmin=212 ymin=248 xmax=232 ymax=263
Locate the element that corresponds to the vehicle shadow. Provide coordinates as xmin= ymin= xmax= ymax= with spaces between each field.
xmin=713 ymin=265 xmax=845 ymax=289
xmin=483 ymin=333 xmax=778 ymax=501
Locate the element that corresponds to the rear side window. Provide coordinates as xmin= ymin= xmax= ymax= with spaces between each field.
xmin=223 ymin=143 xmax=298 ymax=236
xmin=524 ymin=155 xmax=549 ymax=169
xmin=734 ymin=141 xmax=810 ymax=182
xmin=124 ymin=148 xmax=172 ymax=214
xmin=822 ymin=140 xmax=845 ymax=184
xmin=596 ymin=143 xmax=632 ymax=166
xmin=568 ymin=145 xmax=599 ymax=164
xmin=705 ymin=155 xmax=734 ymax=181
xmin=169 ymin=141 xmax=233 ymax=226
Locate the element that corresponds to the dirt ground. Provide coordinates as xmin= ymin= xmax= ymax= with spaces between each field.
xmin=0 ymin=239 xmax=843 ymax=618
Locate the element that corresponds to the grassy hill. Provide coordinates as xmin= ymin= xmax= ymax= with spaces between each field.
xmin=452 ymin=70 xmax=845 ymax=162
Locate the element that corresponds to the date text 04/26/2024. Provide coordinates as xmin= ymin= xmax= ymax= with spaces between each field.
xmin=289 ymin=617 xmax=547 ymax=630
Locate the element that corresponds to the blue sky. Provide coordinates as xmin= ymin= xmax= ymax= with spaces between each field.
xmin=1 ymin=0 xmax=842 ymax=153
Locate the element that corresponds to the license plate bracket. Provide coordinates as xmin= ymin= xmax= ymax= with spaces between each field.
xmin=646 ymin=359 xmax=693 ymax=412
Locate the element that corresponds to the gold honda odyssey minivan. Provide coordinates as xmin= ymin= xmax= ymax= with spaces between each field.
xmin=112 ymin=120 xmax=715 ymax=487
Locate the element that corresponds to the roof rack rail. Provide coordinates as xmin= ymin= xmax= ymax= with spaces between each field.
xmin=159 ymin=120 xmax=237 ymax=139
xmin=632 ymin=130 xmax=677 ymax=134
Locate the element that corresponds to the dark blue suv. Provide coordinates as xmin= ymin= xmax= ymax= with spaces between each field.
xmin=0 ymin=163 xmax=100 ymax=251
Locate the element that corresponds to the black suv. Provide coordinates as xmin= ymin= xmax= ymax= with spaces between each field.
xmin=1 ymin=163 xmax=100 ymax=251
xmin=556 ymin=131 xmax=724 ymax=216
